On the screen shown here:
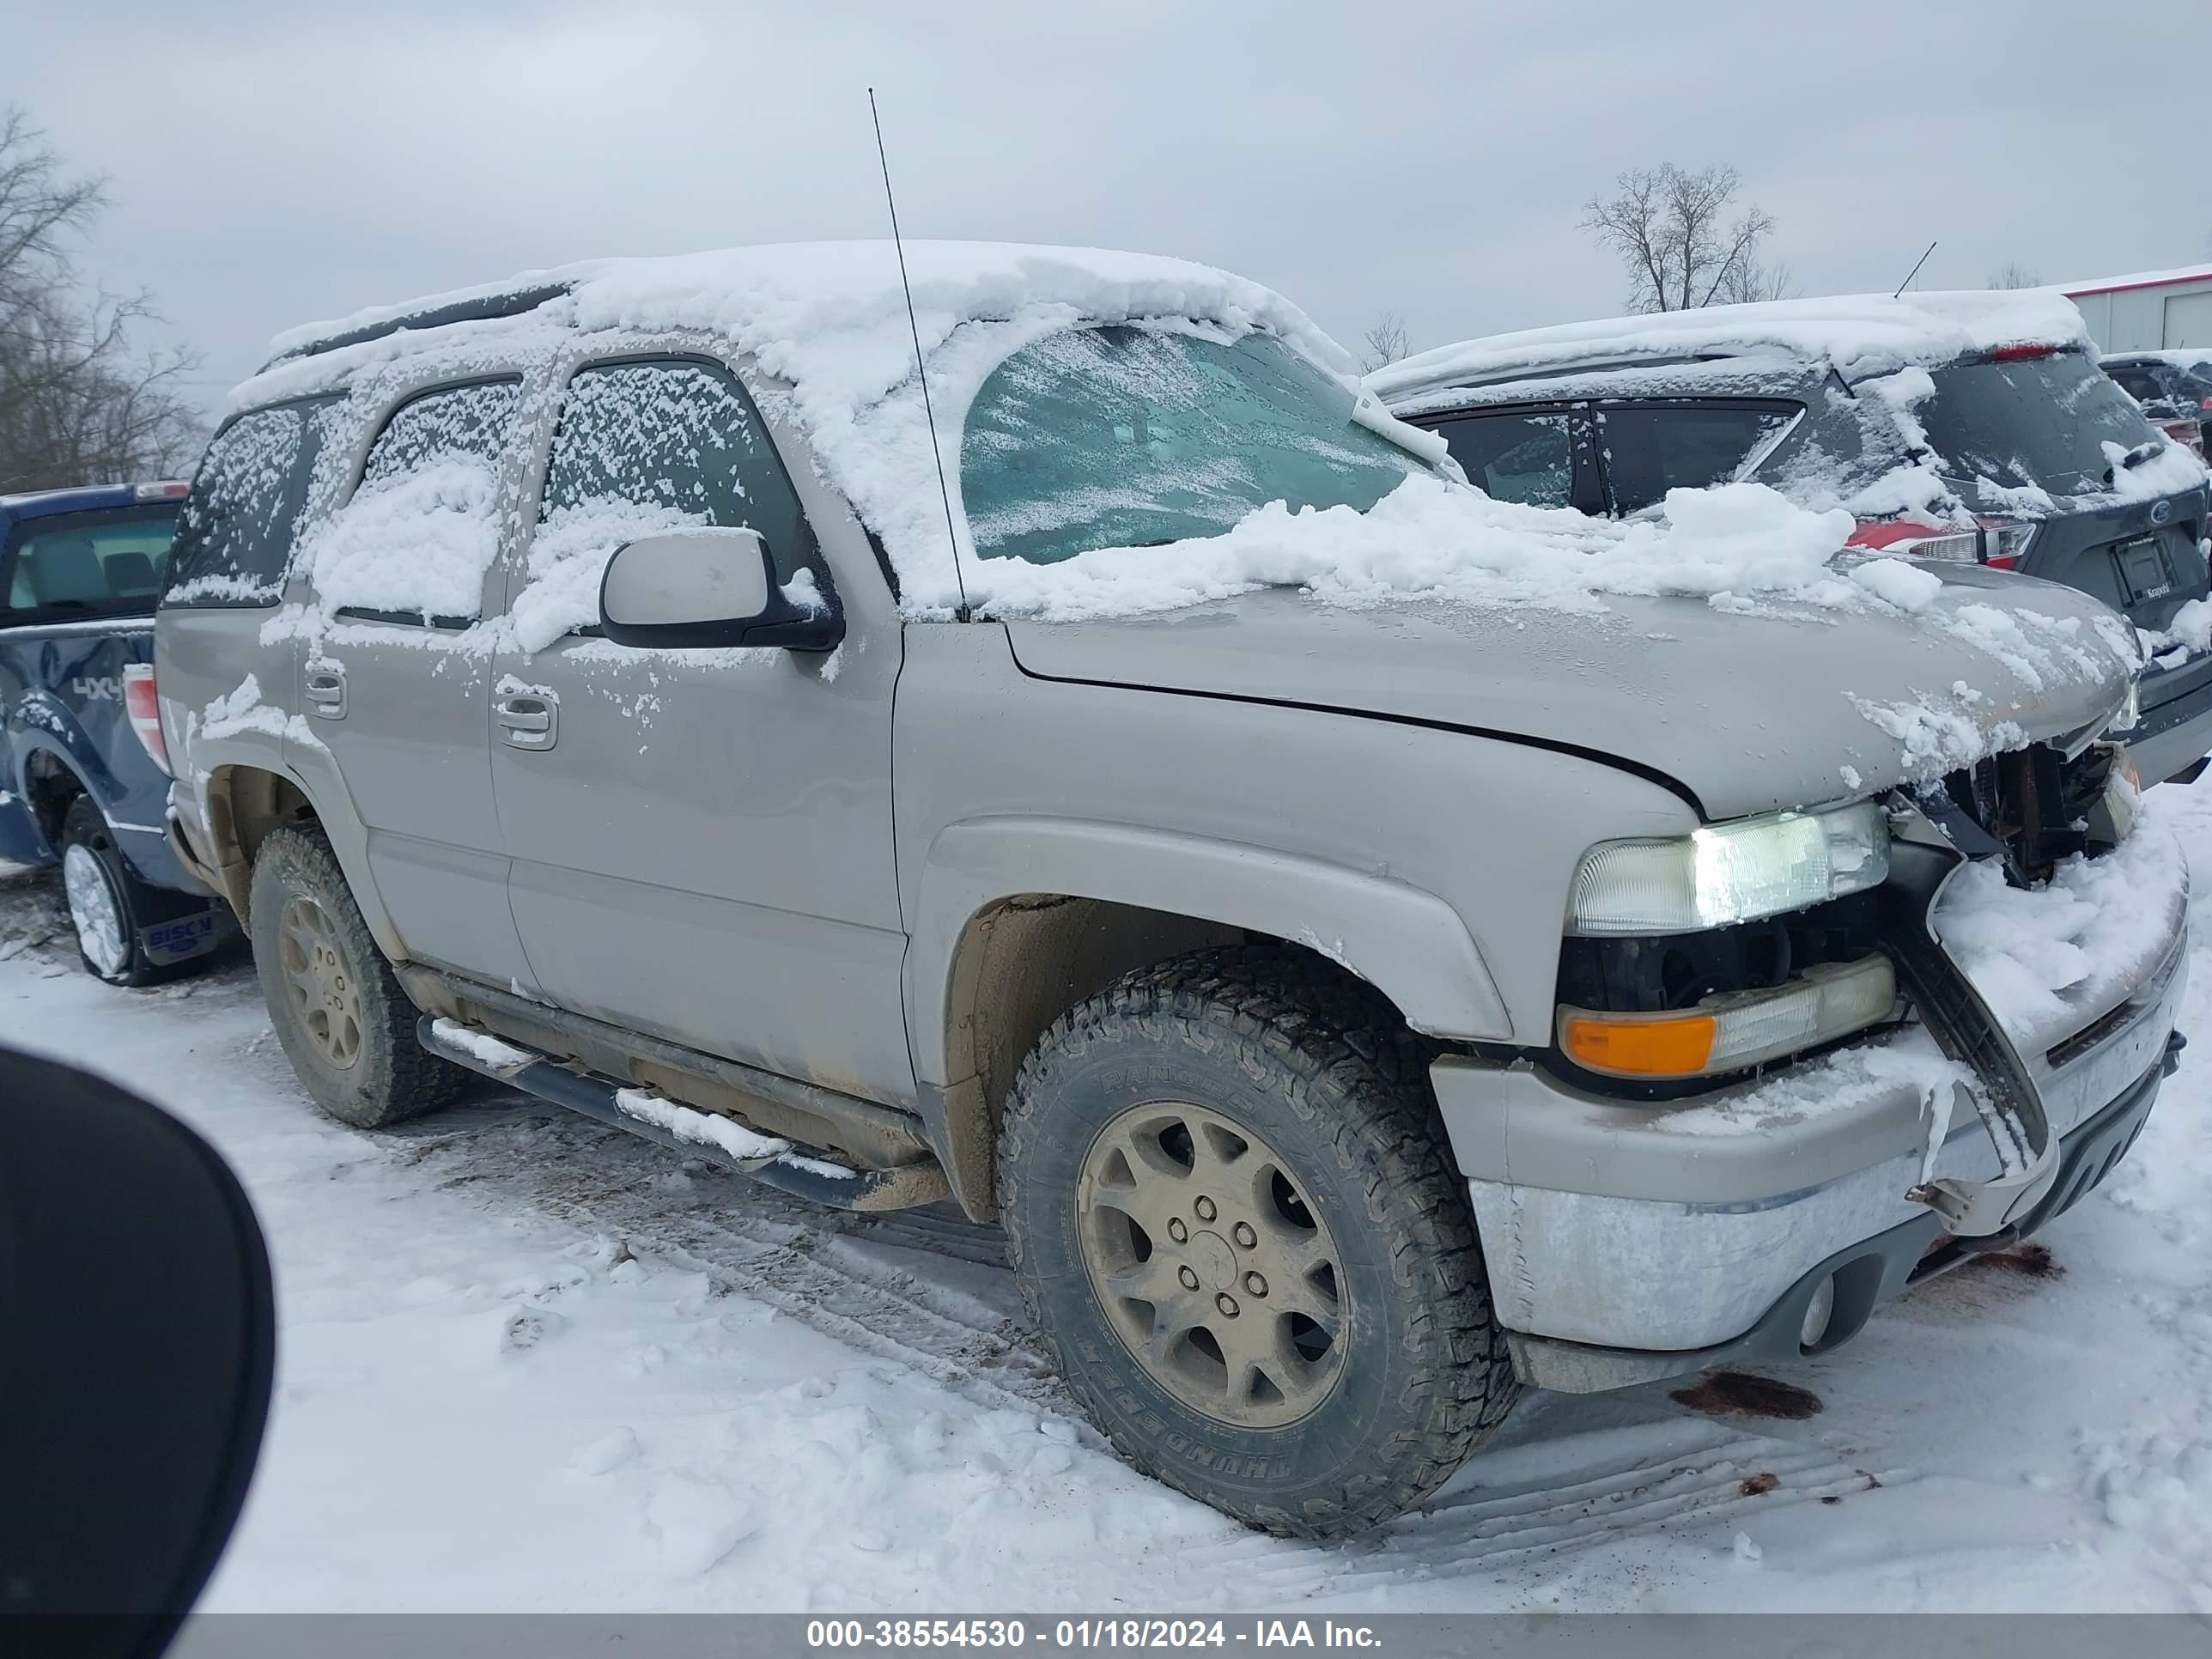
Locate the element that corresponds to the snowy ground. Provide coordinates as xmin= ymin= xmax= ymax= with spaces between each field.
xmin=7 ymin=807 xmax=2212 ymax=1615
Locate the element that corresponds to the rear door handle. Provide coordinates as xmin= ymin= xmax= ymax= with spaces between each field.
xmin=304 ymin=667 xmax=346 ymax=720
xmin=495 ymin=691 xmax=558 ymax=750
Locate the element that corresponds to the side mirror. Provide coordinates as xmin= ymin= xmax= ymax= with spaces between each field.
xmin=598 ymin=526 xmax=843 ymax=652
xmin=0 ymin=1045 xmax=275 ymax=1655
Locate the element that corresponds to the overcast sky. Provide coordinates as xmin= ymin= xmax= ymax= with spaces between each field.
xmin=13 ymin=0 xmax=2211 ymax=411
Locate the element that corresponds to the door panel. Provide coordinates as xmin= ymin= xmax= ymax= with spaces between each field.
xmin=490 ymin=356 xmax=908 ymax=1103
xmin=307 ymin=623 xmax=524 ymax=981
xmin=294 ymin=378 xmax=530 ymax=982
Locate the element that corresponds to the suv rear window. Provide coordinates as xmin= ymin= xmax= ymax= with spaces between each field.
xmin=3 ymin=504 xmax=180 ymax=625
xmin=164 ymin=396 xmax=342 ymax=608
xmin=1595 ymin=402 xmax=1798 ymax=516
xmin=1916 ymin=352 xmax=2160 ymax=495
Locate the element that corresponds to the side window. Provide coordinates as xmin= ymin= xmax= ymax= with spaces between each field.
xmin=162 ymin=397 xmax=338 ymax=607
xmin=513 ymin=359 xmax=808 ymax=652
xmin=1595 ymin=402 xmax=1799 ymax=516
xmin=1428 ymin=410 xmax=1576 ymax=508
xmin=306 ymin=379 xmax=522 ymax=623
xmin=2107 ymin=368 xmax=2164 ymax=405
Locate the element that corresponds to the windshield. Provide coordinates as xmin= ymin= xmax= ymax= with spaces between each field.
xmin=1915 ymin=350 xmax=2163 ymax=496
xmin=959 ymin=325 xmax=1425 ymax=566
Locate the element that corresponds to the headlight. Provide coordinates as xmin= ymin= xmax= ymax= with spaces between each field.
xmin=1565 ymin=801 xmax=1890 ymax=936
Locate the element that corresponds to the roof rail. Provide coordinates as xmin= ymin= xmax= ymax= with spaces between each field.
xmin=261 ymin=282 xmax=574 ymax=370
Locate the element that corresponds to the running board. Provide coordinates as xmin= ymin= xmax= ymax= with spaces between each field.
xmin=416 ymin=1016 xmax=951 ymax=1212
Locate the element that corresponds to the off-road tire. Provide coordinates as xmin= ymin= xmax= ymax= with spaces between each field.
xmin=249 ymin=825 xmax=467 ymax=1129
xmin=998 ymin=944 xmax=1521 ymax=1537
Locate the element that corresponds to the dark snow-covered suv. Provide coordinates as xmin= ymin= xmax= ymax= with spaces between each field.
xmin=1371 ymin=292 xmax=2212 ymax=785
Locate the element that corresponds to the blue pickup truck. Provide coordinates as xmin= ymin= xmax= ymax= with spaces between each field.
xmin=2 ymin=482 xmax=232 ymax=982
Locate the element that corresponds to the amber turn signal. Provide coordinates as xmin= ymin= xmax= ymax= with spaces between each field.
xmin=1559 ymin=1012 xmax=1717 ymax=1078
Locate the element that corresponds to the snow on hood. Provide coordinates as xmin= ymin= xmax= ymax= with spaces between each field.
xmin=969 ymin=473 xmax=1870 ymax=621
xmin=1368 ymin=289 xmax=2094 ymax=410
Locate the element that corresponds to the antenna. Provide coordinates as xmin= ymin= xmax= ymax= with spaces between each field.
xmin=1893 ymin=240 xmax=1937 ymax=299
xmin=869 ymin=88 xmax=971 ymax=622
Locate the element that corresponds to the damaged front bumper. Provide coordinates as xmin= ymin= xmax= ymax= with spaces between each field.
xmin=1431 ymin=806 xmax=2191 ymax=1394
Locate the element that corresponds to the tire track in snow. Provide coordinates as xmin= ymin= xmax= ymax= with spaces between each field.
xmin=399 ymin=1097 xmax=1917 ymax=1591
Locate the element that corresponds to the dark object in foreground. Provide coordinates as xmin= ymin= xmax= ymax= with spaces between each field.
xmin=0 ymin=1046 xmax=275 ymax=1658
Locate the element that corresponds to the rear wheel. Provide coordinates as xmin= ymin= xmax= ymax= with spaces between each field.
xmin=249 ymin=825 xmax=468 ymax=1129
xmin=998 ymin=945 xmax=1521 ymax=1536
xmin=60 ymin=795 xmax=161 ymax=987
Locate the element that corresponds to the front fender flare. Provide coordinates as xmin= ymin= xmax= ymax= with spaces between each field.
xmin=906 ymin=815 xmax=1514 ymax=1089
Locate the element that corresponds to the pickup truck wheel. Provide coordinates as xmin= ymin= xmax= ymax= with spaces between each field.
xmin=249 ymin=826 xmax=467 ymax=1129
xmin=60 ymin=795 xmax=158 ymax=987
xmin=998 ymin=945 xmax=1520 ymax=1537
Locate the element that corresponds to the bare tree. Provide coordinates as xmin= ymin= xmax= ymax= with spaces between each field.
xmin=0 ymin=106 xmax=204 ymax=493
xmin=1716 ymin=257 xmax=1796 ymax=306
xmin=1580 ymin=163 xmax=1781 ymax=313
xmin=1358 ymin=309 xmax=1410 ymax=374
xmin=1986 ymin=261 xmax=2044 ymax=289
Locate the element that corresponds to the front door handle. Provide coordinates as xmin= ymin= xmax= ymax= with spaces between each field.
xmin=495 ymin=690 xmax=558 ymax=751
xmin=304 ymin=667 xmax=346 ymax=720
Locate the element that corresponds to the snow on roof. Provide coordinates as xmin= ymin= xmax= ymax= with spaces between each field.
xmin=251 ymin=240 xmax=1345 ymax=389
xmin=2059 ymin=264 xmax=2212 ymax=297
xmin=1367 ymin=289 xmax=2093 ymax=410
xmin=234 ymin=241 xmax=1353 ymax=611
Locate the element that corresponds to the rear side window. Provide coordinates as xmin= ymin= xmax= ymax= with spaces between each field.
xmin=304 ymin=378 xmax=523 ymax=623
xmin=2107 ymin=366 xmax=2166 ymax=406
xmin=511 ymin=358 xmax=809 ymax=652
xmin=1428 ymin=410 xmax=1575 ymax=508
xmin=1595 ymin=402 xmax=1798 ymax=516
xmin=163 ymin=398 xmax=338 ymax=607
xmin=4 ymin=504 xmax=181 ymax=624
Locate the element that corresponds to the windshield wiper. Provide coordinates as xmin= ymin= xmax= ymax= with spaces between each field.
xmin=2106 ymin=440 xmax=2165 ymax=483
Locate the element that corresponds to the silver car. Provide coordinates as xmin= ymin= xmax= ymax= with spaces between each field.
xmin=151 ymin=243 xmax=2185 ymax=1536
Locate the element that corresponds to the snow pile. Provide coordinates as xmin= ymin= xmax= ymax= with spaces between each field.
xmin=1846 ymin=691 xmax=2027 ymax=778
xmin=1932 ymin=798 xmax=2188 ymax=1049
xmin=612 ymin=1088 xmax=789 ymax=1164
xmin=954 ymin=474 xmax=1874 ymax=622
xmin=302 ymin=459 xmax=501 ymax=619
xmin=1370 ymin=289 xmax=2093 ymax=410
xmin=1848 ymin=557 xmax=1942 ymax=613
xmin=429 ymin=1018 xmax=536 ymax=1073
xmin=2089 ymin=437 xmax=2209 ymax=507
xmin=2154 ymin=596 xmax=2212 ymax=655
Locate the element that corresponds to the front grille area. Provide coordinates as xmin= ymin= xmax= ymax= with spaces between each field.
xmin=1913 ymin=742 xmax=2119 ymax=886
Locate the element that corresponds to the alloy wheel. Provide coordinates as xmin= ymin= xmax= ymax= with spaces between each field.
xmin=1078 ymin=1101 xmax=1347 ymax=1429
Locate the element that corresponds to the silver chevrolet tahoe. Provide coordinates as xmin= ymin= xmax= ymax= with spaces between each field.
xmin=152 ymin=244 xmax=2186 ymax=1537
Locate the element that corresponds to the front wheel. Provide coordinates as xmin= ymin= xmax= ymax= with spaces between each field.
xmin=998 ymin=946 xmax=1521 ymax=1537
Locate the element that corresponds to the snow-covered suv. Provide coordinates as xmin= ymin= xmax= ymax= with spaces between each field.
xmin=1370 ymin=293 xmax=2212 ymax=787
xmin=155 ymin=245 xmax=2185 ymax=1535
